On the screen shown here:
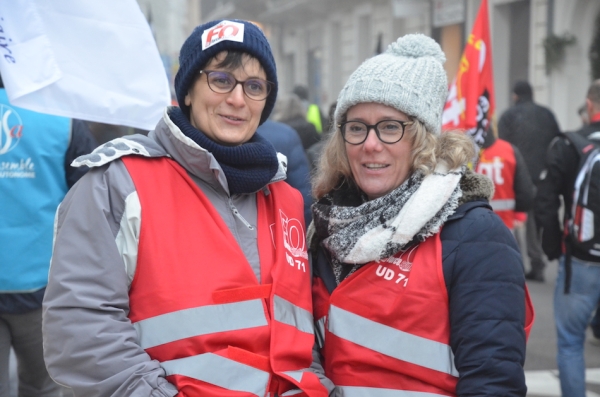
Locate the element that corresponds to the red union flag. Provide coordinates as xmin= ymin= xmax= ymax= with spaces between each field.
xmin=441 ymin=0 xmax=494 ymax=145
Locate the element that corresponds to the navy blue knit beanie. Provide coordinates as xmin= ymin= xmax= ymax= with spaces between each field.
xmin=175 ymin=19 xmax=278 ymax=125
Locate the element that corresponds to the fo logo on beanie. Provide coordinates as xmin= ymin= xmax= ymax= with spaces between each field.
xmin=202 ymin=21 xmax=245 ymax=50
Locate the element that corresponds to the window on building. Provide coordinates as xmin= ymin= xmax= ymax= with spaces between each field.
xmin=358 ymin=14 xmax=373 ymax=63
xmin=330 ymin=21 xmax=342 ymax=99
xmin=283 ymin=53 xmax=295 ymax=96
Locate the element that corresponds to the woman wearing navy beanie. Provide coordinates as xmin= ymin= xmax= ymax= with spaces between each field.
xmin=42 ymin=19 xmax=332 ymax=397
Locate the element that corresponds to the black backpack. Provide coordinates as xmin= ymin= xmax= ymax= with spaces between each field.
xmin=563 ymin=131 xmax=600 ymax=292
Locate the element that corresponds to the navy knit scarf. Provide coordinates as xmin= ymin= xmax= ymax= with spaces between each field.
xmin=169 ymin=107 xmax=279 ymax=195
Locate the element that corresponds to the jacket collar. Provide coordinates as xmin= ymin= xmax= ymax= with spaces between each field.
xmin=152 ymin=107 xmax=287 ymax=196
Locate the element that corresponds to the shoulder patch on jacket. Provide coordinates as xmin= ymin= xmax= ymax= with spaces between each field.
xmin=276 ymin=152 xmax=288 ymax=175
xmin=72 ymin=136 xmax=164 ymax=168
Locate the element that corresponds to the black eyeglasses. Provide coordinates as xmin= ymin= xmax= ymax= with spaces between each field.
xmin=339 ymin=120 xmax=413 ymax=145
xmin=200 ymin=70 xmax=273 ymax=101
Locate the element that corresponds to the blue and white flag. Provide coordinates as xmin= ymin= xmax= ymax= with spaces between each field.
xmin=0 ymin=0 xmax=170 ymax=130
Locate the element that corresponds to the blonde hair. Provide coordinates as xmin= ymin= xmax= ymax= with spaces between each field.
xmin=311 ymin=119 xmax=475 ymax=199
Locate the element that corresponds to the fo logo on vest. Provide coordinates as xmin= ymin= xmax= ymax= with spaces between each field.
xmin=374 ymin=244 xmax=418 ymax=287
xmin=279 ymin=209 xmax=308 ymax=272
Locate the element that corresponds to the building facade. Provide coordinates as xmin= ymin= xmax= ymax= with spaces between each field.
xmin=137 ymin=0 xmax=202 ymax=100
xmin=187 ymin=0 xmax=600 ymax=131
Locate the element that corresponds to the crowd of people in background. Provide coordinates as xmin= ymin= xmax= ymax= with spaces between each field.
xmin=4 ymin=15 xmax=600 ymax=397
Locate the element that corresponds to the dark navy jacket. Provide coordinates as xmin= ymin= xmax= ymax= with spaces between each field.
xmin=313 ymin=200 xmax=528 ymax=397
xmin=535 ymin=121 xmax=600 ymax=262
xmin=258 ymin=120 xmax=313 ymax=225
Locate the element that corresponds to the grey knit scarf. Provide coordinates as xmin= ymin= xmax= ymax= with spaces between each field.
xmin=312 ymin=163 xmax=465 ymax=284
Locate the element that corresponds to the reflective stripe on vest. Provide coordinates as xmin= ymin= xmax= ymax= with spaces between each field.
xmin=335 ymin=386 xmax=451 ymax=397
xmin=161 ymin=352 xmax=269 ymax=397
xmin=315 ymin=315 xmax=326 ymax=349
xmin=274 ymin=295 xmax=314 ymax=334
xmin=328 ymin=305 xmax=458 ymax=376
xmin=283 ymin=370 xmax=303 ymax=383
xmin=490 ymin=198 xmax=516 ymax=211
xmin=123 ymin=156 xmax=328 ymax=397
xmin=133 ymin=299 xmax=268 ymax=349
xmin=283 ymin=389 xmax=304 ymax=396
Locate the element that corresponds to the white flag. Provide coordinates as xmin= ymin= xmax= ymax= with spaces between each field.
xmin=0 ymin=0 xmax=171 ymax=130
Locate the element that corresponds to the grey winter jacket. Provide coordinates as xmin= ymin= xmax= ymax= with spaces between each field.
xmin=42 ymin=109 xmax=330 ymax=397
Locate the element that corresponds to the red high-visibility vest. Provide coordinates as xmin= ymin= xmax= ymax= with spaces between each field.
xmin=123 ymin=156 xmax=327 ymax=397
xmin=313 ymin=233 xmax=534 ymax=396
xmin=476 ymin=139 xmax=517 ymax=229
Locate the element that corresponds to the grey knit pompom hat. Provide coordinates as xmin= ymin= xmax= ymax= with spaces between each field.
xmin=334 ymin=34 xmax=447 ymax=135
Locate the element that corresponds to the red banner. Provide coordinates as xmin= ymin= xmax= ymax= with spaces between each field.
xmin=441 ymin=0 xmax=494 ymax=145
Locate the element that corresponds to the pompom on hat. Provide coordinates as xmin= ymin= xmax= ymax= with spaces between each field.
xmin=175 ymin=19 xmax=278 ymax=125
xmin=334 ymin=34 xmax=447 ymax=135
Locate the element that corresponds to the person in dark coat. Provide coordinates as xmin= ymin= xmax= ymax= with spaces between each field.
xmin=273 ymin=94 xmax=321 ymax=151
xmin=306 ymin=102 xmax=337 ymax=173
xmin=498 ymin=80 xmax=561 ymax=282
xmin=535 ymin=79 xmax=600 ymax=397
xmin=309 ymin=34 xmax=532 ymax=397
xmin=293 ymin=85 xmax=326 ymax=134
xmin=257 ymin=119 xmax=313 ymax=225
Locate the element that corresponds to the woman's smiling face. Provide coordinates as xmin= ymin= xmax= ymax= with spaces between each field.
xmin=184 ymin=52 xmax=267 ymax=146
xmin=345 ymin=103 xmax=414 ymax=200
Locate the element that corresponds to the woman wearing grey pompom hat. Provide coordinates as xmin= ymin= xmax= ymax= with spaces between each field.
xmin=309 ymin=34 xmax=533 ymax=397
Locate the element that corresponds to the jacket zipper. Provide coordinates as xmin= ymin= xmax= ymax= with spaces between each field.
xmin=229 ymin=198 xmax=255 ymax=230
